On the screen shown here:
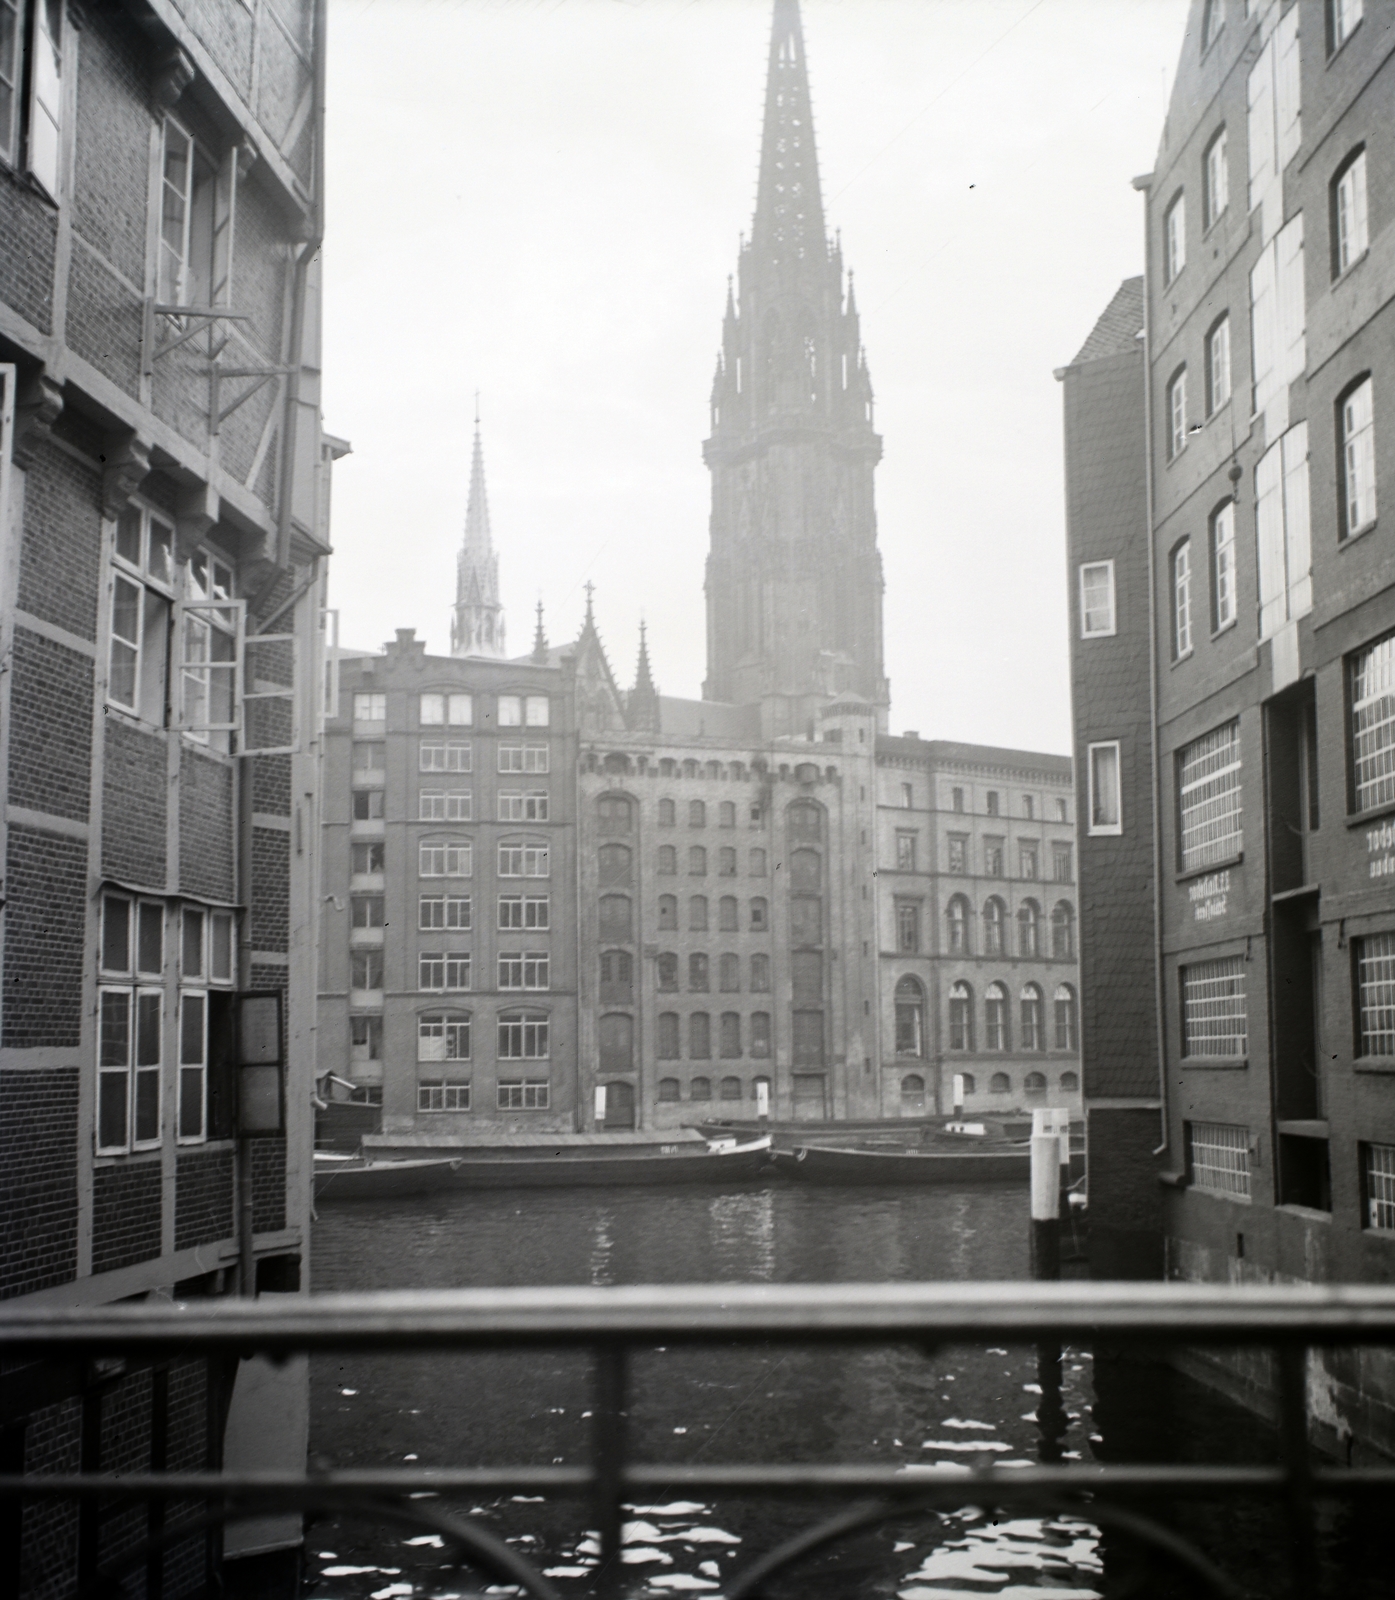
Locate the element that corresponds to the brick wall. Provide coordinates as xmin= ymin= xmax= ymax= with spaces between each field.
xmin=179 ymin=747 xmax=235 ymax=902
xmin=0 ymin=1070 xmax=79 ymax=1298
xmin=174 ymin=1147 xmax=234 ymax=1251
xmin=102 ymin=719 xmax=167 ymax=888
xmin=0 ymin=176 xmax=57 ymax=335
xmin=21 ymin=1398 xmax=80 ymax=1600
xmin=72 ymin=10 xmax=153 ymax=289
xmin=17 ymin=444 xmax=101 ymax=642
xmin=250 ymin=829 xmax=289 ymax=950
xmin=65 ymin=241 xmax=144 ymax=400
xmin=2 ymin=826 xmax=87 ymax=1049
xmin=251 ymin=751 xmax=292 ymax=816
xmin=91 ymin=1161 xmax=162 ymax=1275
xmin=1086 ymin=1106 xmax=1165 ymax=1279
xmin=7 ymin=628 xmax=93 ymax=822
xmin=251 ymin=1138 xmax=286 ymax=1233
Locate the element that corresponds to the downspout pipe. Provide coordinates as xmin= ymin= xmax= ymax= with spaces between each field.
xmin=274 ymin=0 xmax=327 ymax=573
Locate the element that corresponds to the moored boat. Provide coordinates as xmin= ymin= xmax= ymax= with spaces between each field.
xmin=771 ymin=1141 xmax=1029 ymax=1185
xmin=317 ymin=1136 xmax=773 ymax=1196
xmin=314 ymin=1154 xmax=464 ymax=1200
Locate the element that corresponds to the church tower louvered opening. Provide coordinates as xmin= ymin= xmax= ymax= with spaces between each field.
xmin=703 ymin=0 xmax=888 ymax=735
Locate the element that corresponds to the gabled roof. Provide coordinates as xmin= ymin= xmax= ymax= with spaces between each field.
xmin=1068 ymin=277 xmax=1145 ymax=367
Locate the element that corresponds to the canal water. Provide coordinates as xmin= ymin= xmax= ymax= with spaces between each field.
xmin=306 ymin=1183 xmax=1378 ymax=1599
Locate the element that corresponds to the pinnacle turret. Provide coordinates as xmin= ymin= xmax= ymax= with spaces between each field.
xmin=628 ymin=619 xmax=660 ymax=733
xmin=451 ymin=416 xmax=507 ymax=659
xmin=531 ymin=600 xmax=549 ymax=664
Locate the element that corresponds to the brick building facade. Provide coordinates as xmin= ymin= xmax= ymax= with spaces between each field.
xmin=1062 ymin=0 xmax=1395 ymax=1449
xmin=0 ymin=0 xmax=338 ymax=1592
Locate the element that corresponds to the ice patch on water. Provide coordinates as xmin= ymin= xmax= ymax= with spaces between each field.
xmin=900 ymin=1589 xmax=1100 ymax=1600
xmin=341 ymin=1388 xmax=358 ymax=1396
xmin=698 ymin=1562 xmax=720 ymax=1578
xmin=623 ymin=1547 xmax=672 ymax=1565
xmin=986 ymin=1348 xmax=1008 ymax=1355
xmin=543 ymin=1569 xmax=593 ymax=1580
xmin=670 ymin=1527 xmax=740 ymax=1545
xmin=893 ymin=1541 xmax=914 ymax=1553
xmin=403 ymin=1536 xmax=443 ymax=1548
xmin=510 ymin=1496 xmax=545 ymax=1503
xmin=628 ymin=1503 xmax=707 ymax=1516
xmin=1022 ymin=1383 xmax=1042 ymax=1394
xmin=370 ymin=1586 xmax=413 ymax=1599
xmin=317 ymin=1552 xmax=337 ymax=1559
xmin=646 ymin=1578 xmax=719 ymax=1591
xmin=624 ymin=1521 xmax=665 ymax=1542
xmin=941 ymin=1418 xmax=996 ymax=1430
xmin=321 ymin=1567 xmax=388 ymax=1577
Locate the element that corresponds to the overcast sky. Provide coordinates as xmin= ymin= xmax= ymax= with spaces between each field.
xmin=321 ymin=0 xmax=1191 ymax=754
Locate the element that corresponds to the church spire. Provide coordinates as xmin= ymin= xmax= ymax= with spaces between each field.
xmin=531 ymin=599 xmax=549 ymax=664
xmin=451 ymin=412 xmax=507 ymax=659
xmin=628 ymin=619 xmax=660 ymax=733
xmin=751 ymin=0 xmax=826 ymax=279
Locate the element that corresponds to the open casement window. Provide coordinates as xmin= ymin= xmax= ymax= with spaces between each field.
xmin=24 ymin=0 xmax=61 ymax=198
xmin=158 ymin=115 xmax=238 ymax=316
xmin=172 ymin=595 xmax=299 ymax=755
xmin=110 ymin=507 xmax=176 ymax=725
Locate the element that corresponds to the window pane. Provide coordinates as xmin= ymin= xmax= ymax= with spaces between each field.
xmin=1188 ymin=1120 xmax=1250 ymax=1197
xmin=1353 ymin=637 xmax=1395 ymax=812
xmin=182 ymin=908 xmax=205 ymax=977
xmin=1357 ymin=934 xmax=1395 ymax=1056
xmin=1178 ymin=722 xmax=1242 ymax=870
xmin=102 ymin=895 xmax=131 ymax=974
xmin=1182 ymin=957 xmax=1247 ymax=1057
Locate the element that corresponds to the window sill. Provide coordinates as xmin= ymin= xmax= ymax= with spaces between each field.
xmin=1326 ymin=22 xmax=1362 ymax=63
xmin=1332 ymin=246 xmax=1370 ymax=288
xmin=1176 ymin=852 xmax=1243 ymax=884
xmin=1354 ymin=1060 xmax=1395 ymax=1075
xmin=1086 ymin=825 xmax=1123 ymax=838
xmin=1338 ymin=518 xmax=1377 ymax=548
xmin=1210 ymin=617 xmax=1237 ymax=642
xmin=1081 ymin=627 xmax=1118 ymax=641
xmin=1180 ymin=1056 xmax=1249 ymax=1070
xmin=1170 ymin=649 xmax=1195 ymax=670
xmin=1347 ymin=802 xmax=1395 ymax=830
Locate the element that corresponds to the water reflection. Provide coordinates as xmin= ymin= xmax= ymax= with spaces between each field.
xmin=708 ymin=1190 xmax=775 ymax=1280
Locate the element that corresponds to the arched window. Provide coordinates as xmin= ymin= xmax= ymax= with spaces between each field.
xmin=598 ymin=843 xmax=632 ymax=886
xmin=1061 ymin=1071 xmax=1080 ymax=1092
xmin=1054 ymin=984 xmax=1079 ymax=1050
xmin=658 ymin=894 xmax=677 ymax=931
xmin=689 ymin=953 xmax=709 ymax=992
xmin=1018 ymin=899 xmax=1041 ymax=958
xmin=894 ymin=975 xmax=925 ymax=1057
xmin=599 ymin=894 xmax=632 ymax=941
xmin=689 ymin=895 xmax=709 ymax=932
xmin=657 ymin=845 xmax=677 ymax=875
xmin=730 ymin=762 xmax=747 ymax=782
xmin=751 ymin=953 xmax=770 ymax=991
xmin=599 ymin=1012 xmax=633 ymax=1071
xmin=688 ymin=845 xmax=708 ymax=876
xmin=1024 ymin=1070 xmax=1047 ymax=1093
xmin=600 ymin=949 xmax=633 ymax=1003
xmin=658 ymin=798 xmax=676 ymax=826
xmin=719 ymin=801 xmax=736 ymax=827
xmin=990 ymin=1071 xmax=1011 ymax=1094
xmin=983 ymin=897 xmax=1006 ymax=956
xmin=948 ymin=981 xmax=973 ymax=1051
xmin=947 ymin=895 xmax=970 ymax=955
xmin=719 ymin=895 xmax=739 ymax=932
xmin=690 ymin=1074 xmax=712 ymax=1100
xmin=657 ymin=1077 xmax=680 ymax=1102
xmin=657 ymin=1012 xmax=680 ymax=1059
xmin=959 ymin=1073 xmax=977 ymax=1095
xmin=656 ymin=952 xmax=678 ymax=992
xmin=689 ymin=799 xmax=706 ymax=828
xmin=718 ymin=847 xmax=737 ymax=876
xmin=750 ymin=896 xmax=768 ymax=931
xmin=707 ymin=761 xmax=722 ymax=780
xmin=750 ymin=1015 xmax=771 ymax=1058
xmin=900 ymin=1074 xmax=927 ymax=1115
xmin=498 ymin=1010 xmax=548 ymax=1060
xmin=750 ymin=847 xmax=767 ymax=875
xmin=418 ymin=1011 xmax=471 ymax=1062
xmin=419 ymin=838 xmax=473 ymax=879
xmin=720 ymin=1014 xmax=742 ymax=1058
xmin=1020 ymin=983 xmax=1044 ymax=1051
xmin=597 ymin=795 xmax=632 ymax=834
xmin=689 ymin=1013 xmax=711 ymax=1059
xmin=791 ymin=848 xmax=821 ymax=890
xmin=602 ymin=753 xmax=630 ymax=776
xmin=719 ymin=952 xmax=740 ymax=992
xmin=658 ymin=760 xmax=676 ymax=778
xmin=720 ymin=1075 xmax=743 ymax=1100
xmin=787 ymin=801 xmax=823 ymax=841
xmin=985 ymin=982 xmax=1009 ymax=1051
xmin=1051 ymin=901 xmax=1075 ymax=960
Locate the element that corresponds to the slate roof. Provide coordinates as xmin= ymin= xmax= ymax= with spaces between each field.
xmin=1068 ymin=277 xmax=1145 ymax=368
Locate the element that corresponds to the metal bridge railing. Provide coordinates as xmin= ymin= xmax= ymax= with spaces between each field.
xmin=3 ymin=1280 xmax=1395 ymax=1599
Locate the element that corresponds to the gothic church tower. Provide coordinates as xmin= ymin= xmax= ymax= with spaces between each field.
xmin=703 ymin=0 xmax=888 ymax=736
xmin=451 ymin=419 xmax=507 ymax=658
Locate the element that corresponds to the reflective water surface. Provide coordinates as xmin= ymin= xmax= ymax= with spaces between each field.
xmin=307 ymin=1183 xmax=1375 ymax=1599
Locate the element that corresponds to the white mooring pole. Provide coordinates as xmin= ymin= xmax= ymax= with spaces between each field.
xmin=1030 ymin=1133 xmax=1062 ymax=1280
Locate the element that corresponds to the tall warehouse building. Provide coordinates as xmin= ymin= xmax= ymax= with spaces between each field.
xmin=0 ymin=0 xmax=340 ymax=1591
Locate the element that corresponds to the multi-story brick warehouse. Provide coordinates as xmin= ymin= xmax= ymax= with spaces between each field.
xmin=1061 ymin=0 xmax=1395 ymax=1448
xmin=316 ymin=0 xmax=1079 ymax=1141
xmin=0 ymin=0 xmax=339 ymax=1593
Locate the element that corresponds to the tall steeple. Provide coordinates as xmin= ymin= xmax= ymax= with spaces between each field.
xmin=628 ymin=619 xmax=660 ymax=733
xmin=702 ymin=0 xmax=887 ymax=735
xmin=451 ymin=409 xmax=507 ymax=659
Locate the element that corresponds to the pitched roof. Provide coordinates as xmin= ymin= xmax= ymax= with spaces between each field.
xmin=1069 ymin=277 xmax=1145 ymax=367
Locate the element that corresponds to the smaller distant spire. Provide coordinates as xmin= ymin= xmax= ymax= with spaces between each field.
xmin=628 ymin=618 xmax=660 ymax=734
xmin=451 ymin=409 xmax=507 ymax=659
xmin=583 ymin=581 xmax=596 ymax=630
xmin=531 ymin=599 xmax=549 ymax=664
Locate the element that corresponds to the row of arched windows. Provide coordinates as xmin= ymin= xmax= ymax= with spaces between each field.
xmin=658 ymin=1074 xmax=770 ymax=1102
xmin=656 ymin=1011 xmax=771 ymax=1060
xmin=947 ymin=981 xmax=1078 ymax=1053
xmin=954 ymin=1070 xmax=1079 ymax=1096
xmin=945 ymin=896 xmax=1075 ymax=959
xmin=589 ymin=757 xmax=834 ymax=783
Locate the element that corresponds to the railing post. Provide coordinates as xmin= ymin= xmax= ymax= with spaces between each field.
xmin=592 ymin=1344 xmax=627 ymax=1600
xmin=1276 ymin=1344 xmax=1320 ymax=1600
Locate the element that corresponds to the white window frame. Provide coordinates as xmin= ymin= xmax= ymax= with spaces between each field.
xmin=1334 ymin=148 xmax=1368 ymax=276
xmin=1351 ymin=635 xmax=1395 ymax=814
xmin=498 ymin=695 xmax=523 ymax=727
xmin=353 ymin=692 xmax=386 ymax=722
xmin=498 ymin=840 xmax=549 ymax=878
xmin=1173 ymin=539 xmax=1193 ymax=659
xmin=109 ymin=505 xmax=176 ymax=725
xmin=0 ymin=0 xmax=22 ymax=169
xmin=419 ymin=839 xmax=473 ymax=879
xmin=498 ymin=1011 xmax=550 ymax=1062
xmin=1206 ymin=315 xmax=1231 ymax=415
xmin=1178 ymin=721 xmax=1243 ymax=872
xmin=177 ymin=988 xmax=208 ymax=1143
xmin=1164 ymin=192 xmax=1186 ymax=283
xmin=1331 ymin=0 xmax=1363 ymax=51
xmin=96 ymin=984 xmax=164 ymax=1156
xmin=1204 ymin=125 xmax=1228 ymax=229
xmin=1356 ymin=933 xmax=1395 ymax=1057
xmin=26 ymin=0 xmax=62 ymax=199
xmin=1167 ymin=367 xmax=1188 ymax=459
xmin=1079 ymin=560 xmax=1116 ymax=638
xmin=1212 ymin=501 xmax=1237 ymax=631
xmin=1087 ymin=742 xmax=1122 ymax=836
xmin=498 ymin=893 xmax=549 ymax=930
xmin=1340 ymin=375 xmax=1376 ymax=538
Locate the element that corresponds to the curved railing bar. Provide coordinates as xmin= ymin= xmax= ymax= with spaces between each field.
xmin=73 ymin=1491 xmax=564 ymax=1600
xmin=721 ymin=1494 xmax=1250 ymax=1600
